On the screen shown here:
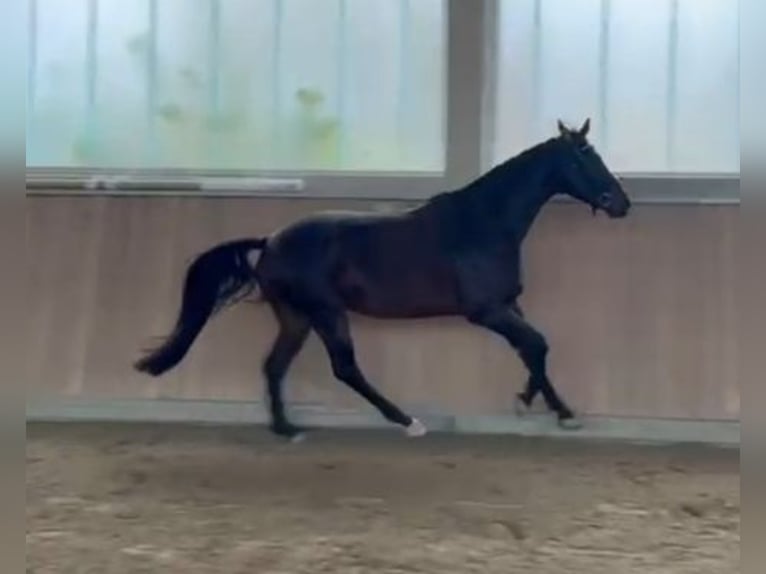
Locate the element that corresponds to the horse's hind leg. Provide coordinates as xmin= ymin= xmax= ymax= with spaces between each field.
xmin=469 ymin=307 xmax=581 ymax=429
xmin=263 ymin=301 xmax=311 ymax=439
xmin=309 ymin=307 xmax=425 ymax=437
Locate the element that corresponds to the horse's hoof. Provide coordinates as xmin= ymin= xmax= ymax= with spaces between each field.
xmin=405 ymin=418 xmax=427 ymax=438
xmin=514 ymin=395 xmax=531 ymax=417
xmin=289 ymin=432 xmax=307 ymax=444
xmin=270 ymin=423 xmax=308 ymax=442
xmin=557 ymin=415 xmax=584 ymax=431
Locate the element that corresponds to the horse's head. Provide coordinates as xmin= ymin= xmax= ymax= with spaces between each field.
xmin=553 ymin=119 xmax=631 ymax=218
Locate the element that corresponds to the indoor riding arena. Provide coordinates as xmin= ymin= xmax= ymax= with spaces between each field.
xmin=27 ymin=1 xmax=739 ymax=573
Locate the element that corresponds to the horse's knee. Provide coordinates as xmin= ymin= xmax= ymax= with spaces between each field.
xmin=529 ymin=332 xmax=548 ymax=355
xmin=520 ymin=331 xmax=548 ymax=363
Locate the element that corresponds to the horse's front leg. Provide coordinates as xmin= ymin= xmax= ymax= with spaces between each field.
xmin=468 ymin=306 xmax=582 ymax=429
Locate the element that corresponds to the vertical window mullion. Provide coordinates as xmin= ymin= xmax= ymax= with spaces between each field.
xmin=84 ymin=0 xmax=99 ymax=163
xmin=598 ymin=0 xmax=611 ymax=149
xmin=445 ymin=0 xmax=486 ymax=187
xmin=666 ymin=0 xmax=680 ymax=170
xmin=146 ymin=0 xmax=159 ymax=165
xmin=480 ymin=0 xmax=500 ymax=171
xmin=336 ymin=0 xmax=349 ymax=168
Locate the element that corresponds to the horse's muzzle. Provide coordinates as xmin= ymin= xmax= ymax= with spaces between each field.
xmin=605 ymin=182 xmax=631 ymax=218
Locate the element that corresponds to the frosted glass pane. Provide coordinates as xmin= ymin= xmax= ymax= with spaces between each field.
xmin=494 ymin=0 xmax=537 ymax=160
xmin=29 ymin=0 xmax=89 ymax=167
xmin=399 ymin=0 xmax=446 ymax=170
xmin=276 ymin=0 xmax=343 ymax=170
xmin=214 ymin=0 xmax=278 ymax=169
xmin=153 ymin=0 xmax=211 ymax=168
xmin=342 ymin=0 xmax=403 ymax=169
xmin=740 ymin=0 xmax=764 ymax=166
xmin=605 ymin=0 xmax=671 ymax=172
xmin=90 ymin=0 xmax=150 ymax=167
xmin=674 ymin=0 xmax=739 ymax=172
xmin=538 ymin=0 xmax=602 ymax=143
xmin=493 ymin=0 xmax=739 ymax=174
xmin=495 ymin=0 xmax=602 ymax=160
xmin=26 ymin=0 xmax=446 ymax=172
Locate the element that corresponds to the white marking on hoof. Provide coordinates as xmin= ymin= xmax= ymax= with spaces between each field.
xmin=289 ymin=433 xmax=306 ymax=444
xmin=558 ymin=416 xmax=584 ymax=431
xmin=405 ymin=418 xmax=427 ymax=438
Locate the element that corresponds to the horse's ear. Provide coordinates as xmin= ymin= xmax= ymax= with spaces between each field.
xmin=580 ymin=118 xmax=591 ymax=137
xmin=557 ymin=119 xmax=569 ymax=137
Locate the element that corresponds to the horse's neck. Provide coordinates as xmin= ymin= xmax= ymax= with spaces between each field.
xmin=417 ymin=141 xmax=558 ymax=245
xmin=470 ymin=144 xmax=557 ymax=241
xmin=504 ymin=176 xmax=554 ymax=240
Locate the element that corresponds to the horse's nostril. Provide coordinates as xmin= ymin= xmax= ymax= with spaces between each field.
xmin=598 ymin=192 xmax=612 ymax=207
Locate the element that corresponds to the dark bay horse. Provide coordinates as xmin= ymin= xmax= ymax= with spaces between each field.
xmin=135 ymin=119 xmax=631 ymax=440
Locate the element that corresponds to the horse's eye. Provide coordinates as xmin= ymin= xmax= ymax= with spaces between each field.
xmin=579 ymin=145 xmax=592 ymax=153
xmin=598 ymin=192 xmax=612 ymax=206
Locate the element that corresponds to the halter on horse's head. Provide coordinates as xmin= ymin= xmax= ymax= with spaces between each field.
xmin=553 ymin=119 xmax=631 ymax=218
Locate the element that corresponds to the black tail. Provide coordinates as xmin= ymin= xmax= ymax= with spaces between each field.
xmin=134 ymin=237 xmax=267 ymax=376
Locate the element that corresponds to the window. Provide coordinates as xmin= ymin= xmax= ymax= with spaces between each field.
xmin=26 ymin=0 xmax=446 ymax=172
xmin=492 ymin=0 xmax=739 ymax=174
xmin=27 ymin=0 xmax=739 ymax=199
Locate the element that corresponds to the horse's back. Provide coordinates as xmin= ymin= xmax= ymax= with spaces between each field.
xmin=256 ymin=207 xmax=460 ymax=316
xmin=258 ymin=208 xmax=412 ymax=275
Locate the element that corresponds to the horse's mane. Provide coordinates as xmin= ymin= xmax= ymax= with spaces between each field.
xmin=466 ymin=137 xmax=558 ymax=191
xmin=425 ymin=137 xmax=559 ymax=209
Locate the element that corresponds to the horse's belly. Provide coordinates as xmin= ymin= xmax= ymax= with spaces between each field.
xmin=336 ymin=264 xmax=459 ymax=319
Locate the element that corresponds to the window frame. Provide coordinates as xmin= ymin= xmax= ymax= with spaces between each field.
xmin=26 ymin=0 xmax=739 ymax=204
